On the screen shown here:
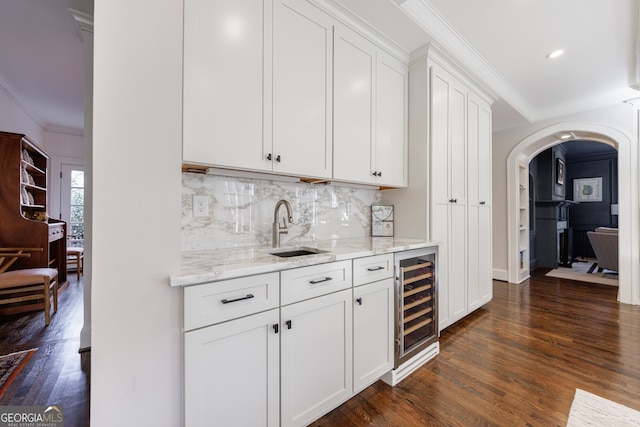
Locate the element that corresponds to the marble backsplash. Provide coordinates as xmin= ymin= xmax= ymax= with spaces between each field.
xmin=182 ymin=172 xmax=382 ymax=251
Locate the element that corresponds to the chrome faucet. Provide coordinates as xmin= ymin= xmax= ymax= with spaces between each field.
xmin=272 ymin=199 xmax=293 ymax=248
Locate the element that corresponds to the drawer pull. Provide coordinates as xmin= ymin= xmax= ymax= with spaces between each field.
xmin=220 ymin=294 xmax=255 ymax=304
xmin=356 ymin=298 xmax=363 ymax=306
xmin=309 ymin=277 xmax=333 ymax=285
xmin=286 ymin=320 xmax=292 ymax=329
xmin=367 ymin=266 xmax=385 ymax=272
xmin=273 ymin=324 xmax=279 ymax=334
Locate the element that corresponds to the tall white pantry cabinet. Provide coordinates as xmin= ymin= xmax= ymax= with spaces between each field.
xmin=384 ymin=46 xmax=494 ymax=331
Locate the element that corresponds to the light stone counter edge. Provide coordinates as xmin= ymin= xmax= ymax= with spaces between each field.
xmin=170 ymin=237 xmax=439 ymax=287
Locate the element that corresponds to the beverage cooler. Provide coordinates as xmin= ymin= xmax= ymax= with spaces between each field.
xmin=394 ymin=247 xmax=438 ymax=367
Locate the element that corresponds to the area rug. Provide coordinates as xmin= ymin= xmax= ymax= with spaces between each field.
xmin=546 ymin=260 xmax=618 ymax=286
xmin=0 ymin=348 xmax=36 ymax=397
xmin=567 ymin=389 xmax=640 ymax=426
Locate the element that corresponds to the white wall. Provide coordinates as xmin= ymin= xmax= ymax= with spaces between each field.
xmin=0 ymin=85 xmax=44 ymax=143
xmin=92 ymin=0 xmax=183 ymax=425
xmin=43 ymin=131 xmax=84 ymax=158
xmin=43 ymin=131 xmax=85 ymax=220
xmin=492 ymin=103 xmax=636 ymax=276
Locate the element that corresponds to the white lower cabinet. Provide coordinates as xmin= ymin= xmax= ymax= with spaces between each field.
xmin=184 ymin=308 xmax=280 ymax=427
xmin=280 ymin=289 xmax=353 ymax=427
xmin=183 ymin=256 xmax=397 ymax=427
xmin=353 ymin=278 xmax=394 ymax=393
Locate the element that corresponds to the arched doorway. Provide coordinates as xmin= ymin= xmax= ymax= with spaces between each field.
xmin=506 ymin=123 xmax=639 ymax=304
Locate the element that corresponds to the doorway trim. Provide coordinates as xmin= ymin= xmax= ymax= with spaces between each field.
xmin=507 ymin=122 xmax=638 ymax=305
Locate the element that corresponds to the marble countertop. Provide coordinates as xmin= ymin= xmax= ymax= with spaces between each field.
xmin=170 ymin=237 xmax=438 ymax=287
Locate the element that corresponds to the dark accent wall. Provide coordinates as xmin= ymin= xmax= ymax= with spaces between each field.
xmin=566 ymin=146 xmax=618 ymax=259
xmin=530 ymin=142 xmax=617 ymax=267
xmin=535 ymin=146 xmax=567 ymax=201
xmin=528 ymin=157 xmax=538 ymax=269
xmin=533 ymin=146 xmax=568 ymax=268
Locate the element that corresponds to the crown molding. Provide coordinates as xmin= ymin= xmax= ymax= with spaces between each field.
xmin=311 ymin=0 xmax=410 ymax=63
xmin=399 ymin=0 xmax=535 ymax=123
xmin=0 ymin=72 xmax=47 ymax=130
xmin=69 ymin=8 xmax=94 ymax=39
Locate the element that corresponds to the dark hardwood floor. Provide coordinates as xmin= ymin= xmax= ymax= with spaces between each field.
xmin=0 ymin=272 xmax=89 ymax=427
xmin=0 ymin=268 xmax=637 ymax=427
xmin=313 ymin=268 xmax=640 ymax=426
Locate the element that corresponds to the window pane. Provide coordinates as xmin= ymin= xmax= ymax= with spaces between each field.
xmin=71 ymin=206 xmax=84 ymax=223
xmin=71 ymin=188 xmax=84 ymax=205
xmin=71 ymin=171 xmax=84 ymax=187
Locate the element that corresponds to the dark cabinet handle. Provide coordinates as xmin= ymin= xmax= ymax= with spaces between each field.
xmin=273 ymin=324 xmax=279 ymax=334
xmin=367 ymin=266 xmax=384 ymax=272
xmin=449 ymin=198 xmax=457 ymax=203
xmin=276 ymin=155 xmax=281 ymax=162
xmin=286 ymin=320 xmax=292 ymax=329
xmin=480 ymin=201 xmax=486 ymax=205
xmin=221 ymin=294 xmax=254 ymax=304
xmin=378 ymin=171 xmax=382 ymax=177
xmin=356 ymin=298 xmax=362 ymax=306
xmin=267 ymin=153 xmax=272 ymax=161
xmin=372 ymin=171 xmax=382 ymax=177
xmin=309 ymin=277 xmax=333 ymax=284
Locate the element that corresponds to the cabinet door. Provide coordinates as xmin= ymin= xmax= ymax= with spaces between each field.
xmin=333 ymin=25 xmax=376 ymax=184
xmin=477 ymin=97 xmax=493 ymax=306
xmin=467 ymin=93 xmax=493 ymax=311
xmin=184 ymin=309 xmax=280 ymax=427
xmin=448 ymin=78 xmax=468 ymax=324
xmin=375 ymin=51 xmax=408 ymax=187
xmin=430 ymin=65 xmax=467 ymax=330
xmin=353 ymin=278 xmax=393 ymax=393
xmin=272 ymin=0 xmax=333 ymax=179
xmin=280 ymin=289 xmax=353 ymax=427
xmin=467 ymin=95 xmax=482 ymax=311
xmin=183 ymin=0 xmax=268 ymax=171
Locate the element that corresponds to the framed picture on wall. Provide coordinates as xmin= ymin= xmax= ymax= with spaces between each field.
xmin=556 ymin=158 xmax=565 ymax=185
xmin=574 ymin=177 xmax=603 ymax=202
xmin=371 ymin=205 xmax=394 ymax=237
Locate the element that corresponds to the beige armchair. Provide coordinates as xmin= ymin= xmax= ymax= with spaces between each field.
xmin=586 ymin=228 xmax=618 ymax=272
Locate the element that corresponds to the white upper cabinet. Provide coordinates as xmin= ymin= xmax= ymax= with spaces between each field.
xmin=183 ymin=0 xmax=268 ymax=171
xmin=272 ymin=0 xmax=334 ymax=179
xmin=375 ymin=51 xmax=408 ymax=187
xmin=183 ymin=0 xmax=333 ymax=178
xmin=333 ymin=25 xmax=408 ymax=187
xmin=183 ymin=0 xmax=407 ymax=185
xmin=333 ymin=26 xmax=375 ymax=184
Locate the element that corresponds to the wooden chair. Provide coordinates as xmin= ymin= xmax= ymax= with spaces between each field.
xmin=0 ymin=248 xmax=58 ymax=326
xmin=67 ymin=247 xmax=84 ymax=280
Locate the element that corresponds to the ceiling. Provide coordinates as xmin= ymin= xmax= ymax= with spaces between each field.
xmin=0 ymin=0 xmax=93 ymax=135
xmin=0 ymin=0 xmax=637 ymax=135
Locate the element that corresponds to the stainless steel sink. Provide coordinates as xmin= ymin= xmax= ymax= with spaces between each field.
xmin=268 ymin=247 xmax=327 ymax=258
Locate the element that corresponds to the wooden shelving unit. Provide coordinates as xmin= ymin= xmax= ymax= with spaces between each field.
xmin=0 ymin=131 xmax=67 ymax=313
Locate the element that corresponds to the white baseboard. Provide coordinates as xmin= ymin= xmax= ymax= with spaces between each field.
xmin=381 ymin=342 xmax=439 ymax=386
xmin=493 ymin=268 xmax=508 ymax=282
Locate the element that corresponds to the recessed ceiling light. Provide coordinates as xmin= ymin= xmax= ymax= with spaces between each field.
xmin=547 ymin=49 xmax=565 ymax=59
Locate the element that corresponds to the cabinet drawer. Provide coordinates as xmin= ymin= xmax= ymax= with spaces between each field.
xmin=353 ymin=254 xmax=394 ymax=286
xmin=184 ymin=272 xmax=279 ymax=331
xmin=281 ymin=260 xmax=352 ymax=305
